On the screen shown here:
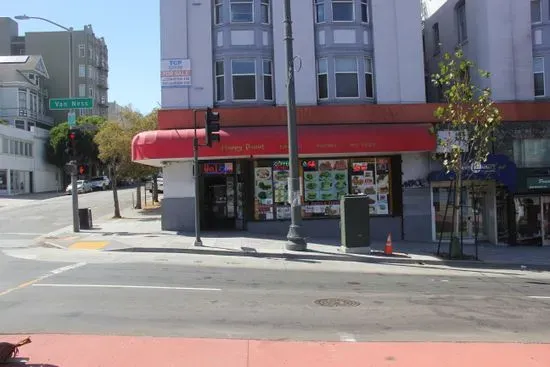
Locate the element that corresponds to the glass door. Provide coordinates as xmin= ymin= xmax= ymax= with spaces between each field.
xmin=543 ymin=196 xmax=550 ymax=246
xmin=514 ymin=196 xmax=542 ymax=245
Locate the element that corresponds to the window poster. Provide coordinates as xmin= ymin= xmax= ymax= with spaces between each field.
xmin=302 ymin=159 xmax=348 ymax=218
xmin=351 ymin=158 xmax=391 ymax=215
xmin=272 ymin=160 xmax=291 ymax=220
xmin=254 ymin=166 xmax=274 ymax=220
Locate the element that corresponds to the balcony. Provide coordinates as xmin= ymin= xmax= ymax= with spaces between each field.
xmin=97 ymin=96 xmax=109 ymax=107
xmin=97 ymin=76 xmax=109 ymax=89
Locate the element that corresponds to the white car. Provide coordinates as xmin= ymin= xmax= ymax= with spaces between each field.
xmin=90 ymin=176 xmax=111 ymax=191
xmin=148 ymin=176 xmax=164 ymax=193
xmin=66 ymin=180 xmax=92 ymax=195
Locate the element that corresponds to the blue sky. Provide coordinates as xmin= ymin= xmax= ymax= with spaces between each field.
xmin=3 ymin=0 xmax=160 ymax=114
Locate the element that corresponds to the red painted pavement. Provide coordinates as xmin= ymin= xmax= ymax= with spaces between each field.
xmin=2 ymin=335 xmax=550 ymax=367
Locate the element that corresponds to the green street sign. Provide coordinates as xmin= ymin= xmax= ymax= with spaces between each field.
xmin=527 ymin=177 xmax=550 ymax=190
xmin=49 ymin=98 xmax=94 ymax=110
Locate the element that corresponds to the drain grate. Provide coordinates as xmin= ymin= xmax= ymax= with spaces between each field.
xmin=314 ymin=298 xmax=361 ymax=307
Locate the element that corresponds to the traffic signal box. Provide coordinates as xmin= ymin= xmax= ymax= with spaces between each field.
xmin=204 ymin=107 xmax=221 ymax=147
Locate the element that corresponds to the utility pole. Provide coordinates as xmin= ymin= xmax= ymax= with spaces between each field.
xmin=283 ymin=0 xmax=307 ymax=251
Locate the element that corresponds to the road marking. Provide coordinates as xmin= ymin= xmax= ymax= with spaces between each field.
xmin=338 ymin=333 xmax=357 ymax=342
xmin=32 ymin=284 xmax=223 ymax=291
xmin=527 ymin=296 xmax=550 ymax=300
xmin=0 ymin=262 xmax=86 ymax=297
xmin=69 ymin=241 xmax=109 ymax=250
xmin=3 ymin=232 xmax=45 ymax=236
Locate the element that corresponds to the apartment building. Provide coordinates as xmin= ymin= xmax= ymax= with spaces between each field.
xmin=0 ymin=55 xmax=61 ymax=194
xmin=0 ymin=18 xmax=109 ymax=124
xmin=424 ymin=0 xmax=550 ymax=246
xmin=131 ymin=0 xmax=442 ymax=241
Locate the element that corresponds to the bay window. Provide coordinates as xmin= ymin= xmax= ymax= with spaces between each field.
xmin=534 ymin=57 xmax=545 ymax=97
xmin=215 ymin=60 xmax=225 ymax=102
xmin=263 ymin=59 xmax=273 ymax=100
xmin=230 ymin=0 xmax=253 ymax=23
xmin=232 ymin=59 xmax=256 ymax=100
xmin=335 ymin=57 xmax=358 ymax=98
xmin=365 ymin=57 xmax=374 ymax=98
xmin=261 ymin=0 xmax=270 ymax=24
xmin=317 ymin=58 xmax=328 ymax=100
xmin=332 ymin=0 xmax=354 ymax=22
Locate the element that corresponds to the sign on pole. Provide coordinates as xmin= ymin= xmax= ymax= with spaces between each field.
xmin=67 ymin=111 xmax=76 ymax=127
xmin=49 ymin=98 xmax=94 ymax=110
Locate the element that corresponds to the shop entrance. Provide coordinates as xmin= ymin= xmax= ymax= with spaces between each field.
xmin=200 ymin=161 xmax=244 ymax=231
xmin=514 ymin=195 xmax=550 ymax=246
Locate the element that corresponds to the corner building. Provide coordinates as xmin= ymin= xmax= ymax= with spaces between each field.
xmin=133 ymin=0 xmax=438 ymax=241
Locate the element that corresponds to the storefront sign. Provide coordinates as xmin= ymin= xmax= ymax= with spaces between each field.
xmin=161 ymin=59 xmax=191 ymax=88
xmin=527 ymin=177 xmax=550 ymax=190
xmin=202 ymin=163 xmax=234 ymax=175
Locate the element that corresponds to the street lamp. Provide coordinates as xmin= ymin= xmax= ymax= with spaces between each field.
xmin=282 ymin=0 xmax=307 ymax=251
xmin=16 ymin=14 xmax=79 ymax=233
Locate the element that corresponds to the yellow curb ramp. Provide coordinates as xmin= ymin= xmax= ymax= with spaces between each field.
xmin=69 ymin=241 xmax=109 ymax=250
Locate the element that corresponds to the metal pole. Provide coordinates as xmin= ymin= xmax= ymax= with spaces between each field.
xmin=193 ymin=110 xmax=202 ymax=246
xmin=283 ymin=0 xmax=306 ymax=251
xmin=68 ymin=29 xmax=80 ymax=233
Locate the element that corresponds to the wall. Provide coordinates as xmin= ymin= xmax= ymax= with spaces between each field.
xmin=161 ymin=161 xmax=196 ymax=231
xmin=160 ymin=0 xmax=213 ymax=110
xmin=0 ymin=18 xmax=18 ymax=56
xmin=372 ymin=0 xmax=425 ymax=103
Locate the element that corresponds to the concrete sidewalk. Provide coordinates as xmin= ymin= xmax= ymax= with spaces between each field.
xmin=39 ymin=206 xmax=550 ymax=270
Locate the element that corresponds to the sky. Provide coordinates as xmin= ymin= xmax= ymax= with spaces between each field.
xmin=425 ymin=0 xmax=446 ymax=16
xmin=3 ymin=0 xmax=160 ymax=114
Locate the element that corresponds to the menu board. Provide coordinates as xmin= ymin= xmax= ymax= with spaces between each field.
xmin=272 ymin=160 xmax=291 ymax=220
xmin=254 ymin=166 xmax=274 ymax=220
xmin=351 ymin=158 xmax=391 ymax=215
xmin=302 ymin=159 xmax=348 ymax=217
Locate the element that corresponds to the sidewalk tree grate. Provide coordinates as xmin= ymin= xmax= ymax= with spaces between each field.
xmin=314 ymin=298 xmax=360 ymax=307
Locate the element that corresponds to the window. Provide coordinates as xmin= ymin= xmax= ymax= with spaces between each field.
xmin=231 ymin=59 xmax=256 ymax=100
xmin=335 ymin=57 xmax=358 ymax=98
xmin=215 ymin=0 xmax=223 ymax=24
xmin=89 ymin=87 xmax=94 ymax=97
xmin=261 ymin=0 xmax=270 ymax=24
xmin=30 ymin=92 xmax=37 ymax=115
xmin=534 ymin=57 xmax=545 ymax=97
xmin=230 ymin=0 xmax=253 ymax=23
xmin=18 ymin=89 xmax=27 ymax=111
xmin=314 ymin=0 xmax=325 ymax=23
xmin=456 ymin=2 xmax=467 ymax=43
xmin=263 ymin=60 xmax=273 ymax=100
xmin=317 ymin=58 xmax=328 ymax=99
xmin=79 ymin=84 xmax=86 ymax=97
xmin=88 ymin=65 xmax=94 ymax=80
xmin=513 ymin=139 xmax=550 ymax=168
xmin=361 ymin=0 xmax=369 ymax=23
xmin=215 ymin=60 xmax=225 ymax=101
xmin=89 ymin=47 xmax=93 ymax=60
xmin=433 ymin=23 xmax=440 ymax=55
xmin=78 ymin=44 xmax=85 ymax=58
xmin=531 ymin=0 xmax=542 ymax=23
xmin=79 ymin=64 xmax=86 ymax=77
xmin=2 ymin=138 xmax=7 ymax=154
xmin=364 ymin=57 xmax=374 ymax=98
xmin=15 ymin=120 xmax=25 ymax=130
xmin=332 ymin=0 xmax=354 ymax=22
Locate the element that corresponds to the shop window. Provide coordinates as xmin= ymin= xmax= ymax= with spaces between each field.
xmin=230 ymin=0 xmax=253 ymax=23
xmin=261 ymin=0 xmax=270 ymax=24
xmin=317 ymin=58 xmax=328 ymax=100
xmin=513 ymin=138 xmax=550 ymax=168
xmin=253 ymin=160 xmax=290 ymax=221
xmin=215 ymin=60 xmax=225 ymax=101
xmin=314 ymin=0 xmax=325 ymax=23
xmin=215 ymin=0 xmax=223 ymax=24
xmin=335 ymin=57 xmax=358 ymax=98
xmin=263 ymin=59 xmax=273 ymax=100
xmin=332 ymin=0 xmax=354 ymax=22
xmin=231 ymin=59 xmax=256 ymax=101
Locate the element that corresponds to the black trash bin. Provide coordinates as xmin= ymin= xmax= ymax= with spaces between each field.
xmin=340 ymin=195 xmax=370 ymax=252
xmin=79 ymin=208 xmax=93 ymax=230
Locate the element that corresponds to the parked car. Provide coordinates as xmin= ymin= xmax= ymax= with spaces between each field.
xmin=66 ymin=180 xmax=93 ymax=195
xmin=147 ymin=176 xmax=164 ymax=194
xmin=90 ymin=176 xmax=111 ymax=191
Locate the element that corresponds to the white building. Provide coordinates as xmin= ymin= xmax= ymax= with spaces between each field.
xmin=0 ymin=55 xmax=61 ymax=195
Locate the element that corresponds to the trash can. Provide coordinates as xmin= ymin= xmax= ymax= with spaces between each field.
xmin=340 ymin=195 xmax=370 ymax=252
xmin=79 ymin=208 xmax=93 ymax=230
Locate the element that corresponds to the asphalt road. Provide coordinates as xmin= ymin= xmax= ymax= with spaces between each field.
xmin=0 ymin=259 xmax=549 ymax=343
xmin=0 ymin=188 xmax=135 ymax=248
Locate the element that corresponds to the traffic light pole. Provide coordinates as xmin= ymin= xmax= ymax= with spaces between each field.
xmin=70 ymin=134 xmax=80 ymax=232
xmin=193 ymin=109 xmax=202 ymax=246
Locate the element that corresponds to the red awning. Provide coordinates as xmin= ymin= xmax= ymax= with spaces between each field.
xmin=132 ymin=124 xmax=435 ymax=163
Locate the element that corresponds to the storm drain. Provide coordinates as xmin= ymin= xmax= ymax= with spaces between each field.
xmin=314 ymin=298 xmax=361 ymax=307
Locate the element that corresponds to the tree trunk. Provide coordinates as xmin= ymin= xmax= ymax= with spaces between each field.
xmin=135 ymin=182 xmax=142 ymax=209
xmin=450 ymin=162 xmax=463 ymax=259
xmin=110 ymin=166 xmax=121 ymax=218
xmin=152 ymin=173 xmax=159 ymax=203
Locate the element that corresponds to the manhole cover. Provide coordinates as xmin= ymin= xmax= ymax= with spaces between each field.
xmin=314 ymin=298 xmax=361 ymax=307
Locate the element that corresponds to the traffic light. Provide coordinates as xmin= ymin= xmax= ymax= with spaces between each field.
xmin=65 ymin=129 xmax=77 ymax=158
xmin=204 ymin=107 xmax=220 ymax=148
xmin=78 ymin=164 xmax=88 ymax=175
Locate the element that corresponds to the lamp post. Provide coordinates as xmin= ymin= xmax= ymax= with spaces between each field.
xmin=15 ymin=14 xmax=79 ymax=233
xmin=282 ymin=0 xmax=307 ymax=251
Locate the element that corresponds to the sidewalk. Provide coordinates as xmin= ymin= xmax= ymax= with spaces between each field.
xmin=39 ymin=206 xmax=550 ymax=270
xmin=3 ymin=335 xmax=549 ymax=367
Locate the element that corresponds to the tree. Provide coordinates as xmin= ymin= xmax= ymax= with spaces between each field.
xmin=431 ymin=49 xmax=502 ymax=259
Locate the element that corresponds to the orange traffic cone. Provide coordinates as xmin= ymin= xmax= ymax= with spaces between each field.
xmin=384 ymin=233 xmax=393 ymax=255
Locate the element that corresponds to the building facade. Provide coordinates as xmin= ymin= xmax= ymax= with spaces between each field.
xmin=423 ymin=0 xmax=550 ymax=246
xmin=133 ymin=0 xmax=441 ymax=242
xmin=0 ymin=18 xmax=109 ymax=124
xmin=0 ymin=55 xmax=61 ymax=194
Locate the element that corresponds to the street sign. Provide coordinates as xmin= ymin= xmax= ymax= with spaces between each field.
xmin=67 ymin=111 xmax=76 ymax=127
xmin=49 ymin=98 xmax=94 ymax=110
